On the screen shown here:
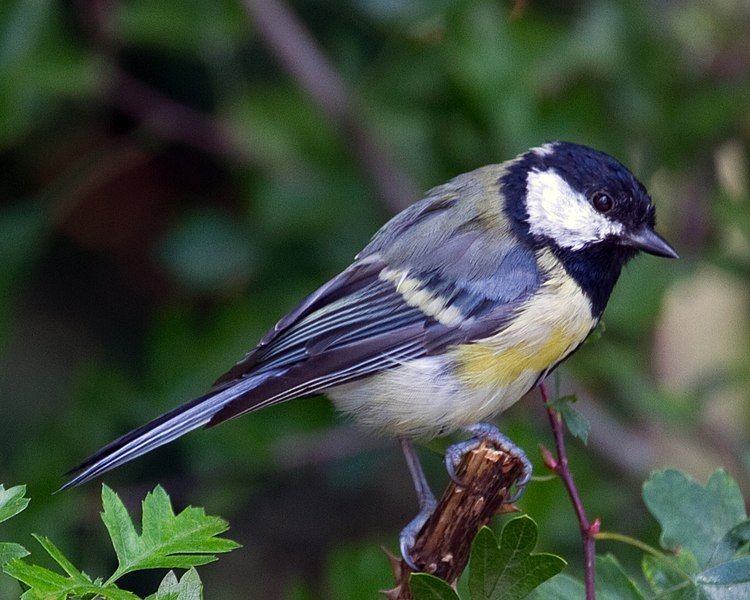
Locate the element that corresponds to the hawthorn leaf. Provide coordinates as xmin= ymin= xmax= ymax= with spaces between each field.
xmin=410 ymin=573 xmax=461 ymax=600
xmin=33 ymin=535 xmax=91 ymax=580
xmin=595 ymin=554 xmax=645 ymax=599
xmin=146 ymin=568 xmax=203 ymax=600
xmin=4 ymin=557 xmax=137 ymax=600
xmin=147 ymin=570 xmax=180 ymax=600
xmin=641 ymin=552 xmax=703 ymax=600
xmin=526 ymin=574 xmax=584 ymax=599
xmin=695 ymin=556 xmax=750 ymax=599
xmin=530 ymin=556 xmax=646 ymax=600
xmin=101 ymin=485 xmax=240 ymax=581
xmin=643 ymin=551 xmax=750 ymax=599
xmin=0 ymin=543 xmax=29 ymax=566
xmin=708 ymin=520 xmax=750 ymax=566
xmin=0 ymin=484 xmax=30 ymax=524
xmin=549 ymin=396 xmax=590 ymax=444
xmin=643 ymin=469 xmax=746 ymax=567
xmin=468 ymin=517 xmax=565 ymax=600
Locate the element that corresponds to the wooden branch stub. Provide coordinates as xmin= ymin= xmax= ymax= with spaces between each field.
xmin=383 ymin=439 xmax=525 ymax=600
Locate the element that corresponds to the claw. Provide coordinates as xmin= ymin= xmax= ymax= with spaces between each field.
xmin=444 ymin=422 xmax=532 ymax=502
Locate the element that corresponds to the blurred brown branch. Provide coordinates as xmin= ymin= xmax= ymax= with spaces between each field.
xmin=85 ymin=0 xmax=419 ymax=213
xmin=383 ymin=440 xmax=524 ymax=600
xmin=107 ymin=68 xmax=257 ymax=166
xmin=79 ymin=1 xmax=264 ymax=168
xmin=241 ymin=0 xmax=418 ymax=213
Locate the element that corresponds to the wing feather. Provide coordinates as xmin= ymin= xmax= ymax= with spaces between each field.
xmin=64 ymin=188 xmax=546 ymax=488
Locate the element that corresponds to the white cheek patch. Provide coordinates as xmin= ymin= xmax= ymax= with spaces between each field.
xmin=525 ymin=168 xmax=624 ymax=250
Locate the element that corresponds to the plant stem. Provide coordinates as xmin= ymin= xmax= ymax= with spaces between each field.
xmin=594 ymin=531 xmax=664 ymax=558
xmin=540 ymin=381 xmax=597 ymax=600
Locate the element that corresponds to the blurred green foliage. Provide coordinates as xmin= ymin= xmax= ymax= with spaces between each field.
xmin=1 ymin=0 xmax=749 ymax=598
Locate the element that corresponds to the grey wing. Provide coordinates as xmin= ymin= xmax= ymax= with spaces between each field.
xmin=209 ymin=207 xmax=543 ymax=425
xmin=63 ymin=189 xmax=542 ymax=488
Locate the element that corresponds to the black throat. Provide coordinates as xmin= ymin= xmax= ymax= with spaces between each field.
xmin=549 ymin=243 xmax=636 ymax=317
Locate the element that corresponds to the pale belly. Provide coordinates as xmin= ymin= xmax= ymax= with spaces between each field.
xmin=327 ymin=355 xmax=542 ymax=438
xmin=327 ymin=256 xmax=597 ymax=439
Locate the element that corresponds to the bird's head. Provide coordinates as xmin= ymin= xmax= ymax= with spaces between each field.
xmin=504 ymin=141 xmax=678 ymax=261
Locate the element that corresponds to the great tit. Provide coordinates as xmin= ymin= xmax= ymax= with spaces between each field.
xmin=64 ymin=141 xmax=678 ymax=565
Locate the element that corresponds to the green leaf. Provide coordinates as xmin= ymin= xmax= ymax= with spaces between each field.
xmin=101 ymin=485 xmax=240 ymax=582
xmin=0 ymin=542 xmax=29 ymax=566
xmin=32 ymin=536 xmax=85 ymax=580
xmin=549 ymin=395 xmax=590 ymax=445
xmin=641 ymin=552 xmax=702 ymax=600
xmin=146 ymin=568 xmax=203 ymax=600
xmin=695 ymin=556 xmax=750 ymax=598
xmin=595 ymin=554 xmax=645 ymax=599
xmin=708 ymin=520 xmax=750 ymax=566
xmin=468 ymin=517 xmax=566 ymax=600
xmin=643 ymin=551 xmax=750 ymax=599
xmin=147 ymin=571 xmax=180 ymax=600
xmin=410 ymin=573 xmax=461 ymax=600
xmin=3 ymin=557 xmax=138 ymax=600
xmin=0 ymin=484 xmax=30 ymax=524
xmin=526 ymin=574 xmax=585 ymax=599
xmin=643 ymin=469 xmax=746 ymax=567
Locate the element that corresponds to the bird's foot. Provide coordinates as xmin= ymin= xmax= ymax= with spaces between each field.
xmin=399 ymin=492 xmax=437 ymax=571
xmin=444 ymin=422 xmax=532 ymax=503
xmin=399 ymin=438 xmax=438 ymax=570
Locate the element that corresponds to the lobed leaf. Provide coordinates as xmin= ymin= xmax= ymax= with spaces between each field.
xmin=0 ymin=484 xmax=30 ymax=524
xmin=526 ymin=574 xmax=585 ymax=599
xmin=410 ymin=573 xmax=461 ymax=600
xmin=145 ymin=568 xmax=203 ymax=600
xmin=101 ymin=485 xmax=240 ymax=582
xmin=595 ymin=554 xmax=645 ymax=599
xmin=548 ymin=396 xmax=590 ymax=445
xmin=641 ymin=552 xmax=703 ymax=600
xmin=468 ymin=517 xmax=566 ymax=600
xmin=643 ymin=469 xmax=746 ymax=568
xmin=694 ymin=556 xmax=750 ymax=599
xmin=3 ymin=485 xmax=236 ymax=599
xmin=0 ymin=542 xmax=29 ymax=566
xmin=707 ymin=519 xmax=750 ymax=567
xmin=4 ymin=558 xmax=138 ymax=600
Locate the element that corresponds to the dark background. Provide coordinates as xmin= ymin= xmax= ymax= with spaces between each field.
xmin=1 ymin=0 xmax=749 ymax=597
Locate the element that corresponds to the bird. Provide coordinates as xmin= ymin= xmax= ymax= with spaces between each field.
xmin=63 ymin=141 xmax=678 ymax=567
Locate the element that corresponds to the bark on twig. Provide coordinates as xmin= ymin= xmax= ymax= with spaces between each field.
xmin=383 ymin=440 xmax=525 ymax=600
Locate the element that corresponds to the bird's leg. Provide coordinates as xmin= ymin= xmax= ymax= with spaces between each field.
xmin=399 ymin=438 xmax=437 ymax=570
xmin=445 ymin=422 xmax=532 ymax=503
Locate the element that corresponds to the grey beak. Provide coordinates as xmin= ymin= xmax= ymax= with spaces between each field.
xmin=625 ymin=226 xmax=679 ymax=258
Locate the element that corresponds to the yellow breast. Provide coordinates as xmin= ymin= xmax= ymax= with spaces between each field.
xmin=453 ymin=249 xmax=597 ymax=388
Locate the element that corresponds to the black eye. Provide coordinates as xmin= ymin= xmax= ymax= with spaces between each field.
xmin=592 ymin=191 xmax=614 ymax=213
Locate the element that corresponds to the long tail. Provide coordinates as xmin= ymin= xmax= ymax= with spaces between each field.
xmin=61 ymin=373 xmax=274 ymax=490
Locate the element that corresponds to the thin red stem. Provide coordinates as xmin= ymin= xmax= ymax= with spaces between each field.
xmin=539 ymin=381 xmax=597 ymax=600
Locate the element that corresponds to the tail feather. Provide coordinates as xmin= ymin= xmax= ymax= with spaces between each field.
xmin=61 ymin=374 xmax=272 ymax=490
